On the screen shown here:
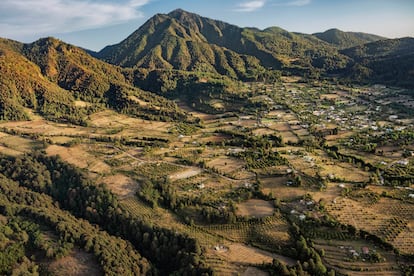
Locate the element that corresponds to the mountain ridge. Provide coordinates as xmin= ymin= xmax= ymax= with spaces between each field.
xmin=95 ymin=9 xmax=354 ymax=78
xmin=313 ymin=28 xmax=386 ymax=49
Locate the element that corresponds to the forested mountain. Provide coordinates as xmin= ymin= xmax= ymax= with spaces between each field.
xmin=95 ymin=9 xmax=351 ymax=78
xmin=95 ymin=9 xmax=414 ymax=87
xmin=313 ymin=28 xmax=385 ymax=49
xmin=341 ymin=37 xmax=414 ymax=87
xmin=0 ymin=37 xmax=195 ymax=123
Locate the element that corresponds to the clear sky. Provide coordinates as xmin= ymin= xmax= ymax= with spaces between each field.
xmin=1 ymin=0 xmax=413 ymax=51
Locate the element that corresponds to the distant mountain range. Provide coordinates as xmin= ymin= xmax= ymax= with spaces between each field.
xmin=1 ymin=9 xmax=414 ymax=122
xmin=94 ymin=9 xmax=413 ymax=84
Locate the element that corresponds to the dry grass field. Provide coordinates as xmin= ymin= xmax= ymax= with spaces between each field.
xmin=319 ymin=163 xmax=370 ymax=182
xmin=206 ymin=156 xmax=246 ymax=176
xmin=100 ymin=174 xmax=139 ymax=198
xmin=46 ymin=144 xmax=111 ymax=174
xmin=217 ymin=243 xmax=295 ymax=265
xmin=0 ymin=133 xmax=42 ymax=153
xmin=261 ymin=176 xmax=307 ymax=200
xmin=47 ymin=248 xmax=102 ymax=276
xmin=236 ymin=199 xmax=274 ymax=218
xmin=89 ymin=110 xmax=172 ymax=137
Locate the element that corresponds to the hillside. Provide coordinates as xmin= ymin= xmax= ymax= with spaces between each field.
xmin=0 ymin=37 xmax=195 ymax=123
xmin=96 ymin=9 xmax=351 ymax=78
xmin=313 ymin=28 xmax=385 ymax=49
xmin=95 ymin=11 xmax=264 ymax=79
xmin=341 ymin=37 xmax=414 ymax=87
xmin=0 ymin=38 xmax=74 ymax=122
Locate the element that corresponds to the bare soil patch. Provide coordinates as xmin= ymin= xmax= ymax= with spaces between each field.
xmin=236 ymin=199 xmax=274 ymax=218
xmin=101 ymin=174 xmax=138 ymax=198
xmin=74 ymin=100 xmax=91 ymax=107
xmin=217 ymin=243 xmax=295 ymax=266
xmin=48 ymin=248 xmax=102 ymax=276
xmin=169 ymin=167 xmax=203 ymax=181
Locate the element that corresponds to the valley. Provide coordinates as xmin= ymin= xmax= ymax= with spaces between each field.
xmin=1 ymin=76 xmax=413 ymax=275
xmin=0 ymin=7 xmax=413 ymax=276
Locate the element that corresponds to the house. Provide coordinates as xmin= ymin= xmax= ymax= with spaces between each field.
xmin=361 ymin=246 xmax=370 ymax=255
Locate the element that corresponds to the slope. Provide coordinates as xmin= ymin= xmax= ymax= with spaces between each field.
xmin=341 ymin=37 xmax=414 ymax=87
xmin=0 ymin=37 xmax=195 ymax=123
xmin=313 ymin=28 xmax=385 ymax=49
xmin=0 ymin=38 xmax=77 ymax=122
xmin=96 ymin=9 xmax=351 ymax=78
xmin=96 ymin=11 xmax=264 ymax=79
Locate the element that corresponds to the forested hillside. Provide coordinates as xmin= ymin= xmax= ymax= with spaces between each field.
xmin=0 ymin=37 xmax=196 ymax=124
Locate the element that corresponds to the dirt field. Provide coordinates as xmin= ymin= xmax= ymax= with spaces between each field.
xmin=0 ymin=119 xmax=90 ymax=136
xmin=101 ymin=174 xmax=139 ymax=198
xmin=0 ymin=145 xmax=23 ymax=156
xmin=236 ymin=199 xmax=274 ymax=217
xmin=89 ymin=110 xmax=172 ymax=137
xmin=47 ymin=248 xmax=102 ymax=276
xmin=46 ymin=145 xmax=111 ymax=173
xmin=252 ymin=128 xmax=275 ymax=136
xmin=206 ymin=156 xmax=246 ymax=175
xmin=260 ymin=176 xmax=308 ymax=200
xmin=0 ymin=133 xmax=42 ymax=153
xmin=74 ymin=100 xmax=91 ymax=107
xmin=215 ymin=243 xmax=296 ymax=266
xmin=319 ymin=163 xmax=370 ymax=182
xmin=169 ymin=167 xmax=203 ymax=181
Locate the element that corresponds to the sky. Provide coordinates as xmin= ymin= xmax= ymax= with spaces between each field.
xmin=0 ymin=0 xmax=413 ymax=51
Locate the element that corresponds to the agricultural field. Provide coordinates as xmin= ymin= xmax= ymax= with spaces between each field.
xmin=0 ymin=79 xmax=413 ymax=275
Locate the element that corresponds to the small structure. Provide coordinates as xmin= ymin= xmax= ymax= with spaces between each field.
xmin=396 ymin=159 xmax=409 ymax=166
xmin=361 ymin=246 xmax=370 ymax=255
xmin=197 ymin=184 xmax=205 ymax=189
xmin=349 ymin=249 xmax=359 ymax=257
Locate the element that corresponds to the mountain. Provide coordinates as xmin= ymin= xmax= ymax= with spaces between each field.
xmin=0 ymin=38 xmax=71 ymax=121
xmin=341 ymin=37 xmax=414 ymax=87
xmin=313 ymin=28 xmax=385 ymax=49
xmin=95 ymin=9 xmax=351 ymax=78
xmin=0 ymin=37 xmax=195 ymax=123
xmin=95 ymin=10 xmax=264 ymax=79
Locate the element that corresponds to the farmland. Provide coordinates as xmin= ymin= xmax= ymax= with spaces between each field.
xmin=0 ymin=79 xmax=413 ymax=275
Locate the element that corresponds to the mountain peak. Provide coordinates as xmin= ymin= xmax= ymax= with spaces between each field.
xmin=168 ymin=8 xmax=188 ymax=16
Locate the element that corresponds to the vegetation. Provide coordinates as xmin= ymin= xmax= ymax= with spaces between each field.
xmin=0 ymin=8 xmax=413 ymax=275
